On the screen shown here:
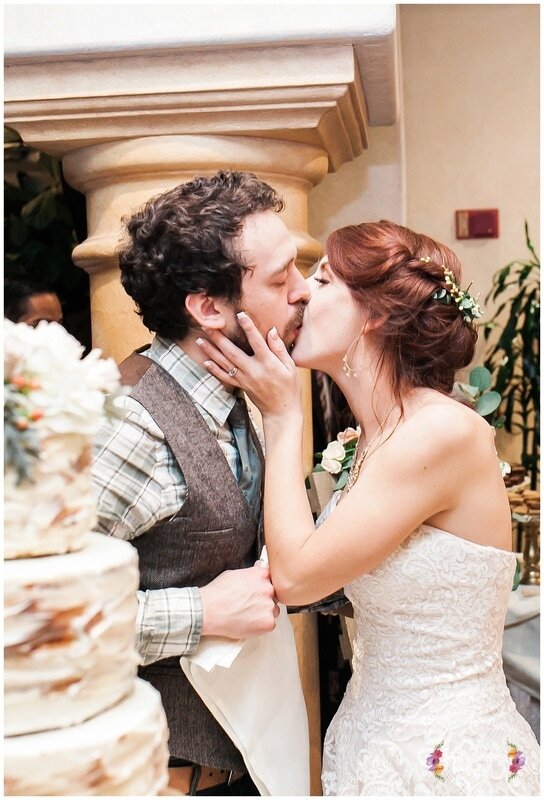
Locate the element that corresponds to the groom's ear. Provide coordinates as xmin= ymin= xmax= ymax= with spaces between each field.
xmin=185 ymin=292 xmax=228 ymax=330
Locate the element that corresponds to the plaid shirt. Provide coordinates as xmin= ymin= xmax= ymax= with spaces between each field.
xmin=92 ymin=336 xmax=243 ymax=665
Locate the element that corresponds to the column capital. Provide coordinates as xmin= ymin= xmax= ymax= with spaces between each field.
xmin=5 ymin=4 xmax=399 ymax=172
xmin=62 ymin=134 xmax=328 ymax=276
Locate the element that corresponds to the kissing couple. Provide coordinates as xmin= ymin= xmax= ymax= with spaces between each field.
xmin=93 ymin=170 xmax=539 ymax=796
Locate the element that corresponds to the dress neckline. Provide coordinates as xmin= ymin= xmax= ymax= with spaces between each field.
xmin=420 ymin=523 xmax=515 ymax=559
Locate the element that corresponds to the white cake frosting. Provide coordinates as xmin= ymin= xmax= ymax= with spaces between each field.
xmin=4 ymin=319 xmax=121 ymax=559
xmin=4 ymin=436 xmax=96 ymax=559
xmin=4 ymin=533 xmax=140 ymax=737
xmin=4 ymin=678 xmax=170 ymax=796
xmin=4 ymin=321 xmax=170 ymax=795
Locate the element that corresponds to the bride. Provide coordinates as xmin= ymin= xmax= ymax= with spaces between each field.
xmin=198 ymin=220 xmax=540 ymax=795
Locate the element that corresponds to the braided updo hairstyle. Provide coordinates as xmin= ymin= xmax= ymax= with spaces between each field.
xmin=326 ymin=220 xmax=478 ymax=403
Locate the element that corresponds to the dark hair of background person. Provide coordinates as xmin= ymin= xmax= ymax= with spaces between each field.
xmin=326 ymin=220 xmax=478 ymax=408
xmin=4 ymin=276 xmax=61 ymax=323
xmin=118 ymin=170 xmax=284 ymax=340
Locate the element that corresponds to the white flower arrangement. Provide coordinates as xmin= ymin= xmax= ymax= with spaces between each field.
xmin=314 ymin=426 xmax=360 ymax=490
xmin=4 ymin=319 xmax=122 ymax=482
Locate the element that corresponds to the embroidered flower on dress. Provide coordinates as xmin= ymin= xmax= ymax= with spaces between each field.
xmin=426 ymin=740 xmax=445 ymax=780
xmin=507 ymin=741 xmax=526 ymax=780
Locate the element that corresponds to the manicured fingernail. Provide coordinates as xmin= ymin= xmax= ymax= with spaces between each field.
xmin=203 ymin=360 xmax=212 ymax=367
xmin=237 ymin=311 xmax=248 ymax=320
xmin=269 ymin=327 xmax=278 ymax=338
xmin=195 ymin=337 xmax=205 ymax=346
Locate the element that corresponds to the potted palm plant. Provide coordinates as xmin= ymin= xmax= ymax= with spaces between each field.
xmin=483 ymin=223 xmax=540 ymax=490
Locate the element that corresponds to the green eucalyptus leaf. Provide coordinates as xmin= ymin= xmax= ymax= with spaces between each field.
xmin=475 ymin=391 xmax=502 ymax=417
xmin=469 ymin=366 xmax=492 ymax=391
xmin=334 ymin=471 xmax=349 ymax=490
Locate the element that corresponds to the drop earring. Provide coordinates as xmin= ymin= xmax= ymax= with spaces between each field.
xmin=342 ymin=327 xmax=366 ymax=378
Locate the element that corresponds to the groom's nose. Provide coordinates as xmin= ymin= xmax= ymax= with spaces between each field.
xmin=288 ymin=266 xmax=311 ymax=305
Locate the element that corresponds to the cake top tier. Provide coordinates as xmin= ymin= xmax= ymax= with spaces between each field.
xmin=4 ymin=319 xmax=121 ymax=484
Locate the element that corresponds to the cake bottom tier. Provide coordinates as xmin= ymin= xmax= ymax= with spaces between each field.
xmin=4 ymin=679 xmax=170 ymax=796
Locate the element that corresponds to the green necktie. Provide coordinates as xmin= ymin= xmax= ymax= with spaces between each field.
xmin=228 ymin=396 xmax=262 ymax=520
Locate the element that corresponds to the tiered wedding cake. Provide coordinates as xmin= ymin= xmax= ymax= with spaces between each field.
xmin=4 ymin=320 xmax=170 ymax=796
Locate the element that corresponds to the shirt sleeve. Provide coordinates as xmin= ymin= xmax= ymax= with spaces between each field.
xmin=92 ymin=395 xmax=203 ymax=662
xmin=136 ymin=587 xmax=203 ymax=664
xmin=91 ymin=395 xmax=186 ymax=540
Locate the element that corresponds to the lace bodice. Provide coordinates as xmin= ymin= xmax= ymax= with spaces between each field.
xmin=320 ymin=496 xmax=540 ymax=795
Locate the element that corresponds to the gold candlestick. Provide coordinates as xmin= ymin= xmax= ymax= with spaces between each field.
xmin=515 ymin=513 xmax=540 ymax=585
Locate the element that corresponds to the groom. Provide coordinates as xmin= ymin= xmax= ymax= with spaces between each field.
xmin=92 ymin=170 xmax=310 ymax=795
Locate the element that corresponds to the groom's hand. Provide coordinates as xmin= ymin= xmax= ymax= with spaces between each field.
xmin=200 ymin=565 xmax=280 ymax=639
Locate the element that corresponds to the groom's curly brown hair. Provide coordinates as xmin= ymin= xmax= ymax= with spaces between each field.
xmin=118 ymin=171 xmax=283 ymax=340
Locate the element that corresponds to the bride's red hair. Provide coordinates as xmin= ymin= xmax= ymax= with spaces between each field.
xmin=326 ymin=220 xmax=478 ymax=402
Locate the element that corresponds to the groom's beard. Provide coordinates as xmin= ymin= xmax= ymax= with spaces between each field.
xmin=226 ymin=302 xmax=306 ymax=356
xmin=226 ymin=308 xmax=253 ymax=356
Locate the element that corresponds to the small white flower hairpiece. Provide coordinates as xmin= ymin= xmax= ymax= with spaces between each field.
xmin=421 ymin=259 xmax=482 ymax=323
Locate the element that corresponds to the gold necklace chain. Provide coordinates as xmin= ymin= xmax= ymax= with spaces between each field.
xmin=345 ymin=402 xmax=395 ymax=493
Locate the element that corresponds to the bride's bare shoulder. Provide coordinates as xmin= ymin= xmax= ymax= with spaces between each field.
xmin=395 ymin=395 xmax=494 ymax=458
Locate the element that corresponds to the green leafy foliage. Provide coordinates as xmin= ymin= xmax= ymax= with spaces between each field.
xmin=483 ymin=223 xmax=540 ymax=488
xmin=475 ymin=390 xmax=502 ymax=418
xmin=469 ymin=366 xmax=492 ymax=391
xmin=454 ymin=366 xmax=503 ymax=424
xmin=4 ymin=133 xmax=83 ymax=297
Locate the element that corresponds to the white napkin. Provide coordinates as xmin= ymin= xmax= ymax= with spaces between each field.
xmin=179 ymin=548 xmax=310 ymax=796
xmin=505 ymin=584 xmax=540 ymax=627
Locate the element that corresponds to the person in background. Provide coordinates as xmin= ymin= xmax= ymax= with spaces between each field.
xmin=4 ymin=276 xmax=63 ymax=327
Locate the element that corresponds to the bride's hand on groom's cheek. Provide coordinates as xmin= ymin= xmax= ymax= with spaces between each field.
xmin=198 ymin=312 xmax=301 ymax=418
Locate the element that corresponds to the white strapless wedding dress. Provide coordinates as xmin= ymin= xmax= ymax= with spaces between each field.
xmin=319 ymin=495 xmax=540 ymax=796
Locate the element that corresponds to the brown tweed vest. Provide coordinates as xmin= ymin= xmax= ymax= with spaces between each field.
xmin=118 ymin=352 xmax=264 ymax=770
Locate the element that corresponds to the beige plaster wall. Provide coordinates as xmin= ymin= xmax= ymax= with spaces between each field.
xmin=308 ymin=121 xmax=405 ymax=243
xmin=400 ymin=3 xmax=539 ymax=341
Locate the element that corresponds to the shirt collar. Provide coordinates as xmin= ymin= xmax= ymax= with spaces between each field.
xmin=145 ymin=336 xmax=236 ymax=427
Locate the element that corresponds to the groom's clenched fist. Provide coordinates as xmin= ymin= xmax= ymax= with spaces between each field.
xmin=200 ymin=565 xmax=280 ymax=640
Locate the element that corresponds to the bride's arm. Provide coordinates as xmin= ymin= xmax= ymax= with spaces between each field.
xmin=199 ymin=314 xmax=479 ymax=606
xmin=263 ymin=412 xmax=476 ymax=605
